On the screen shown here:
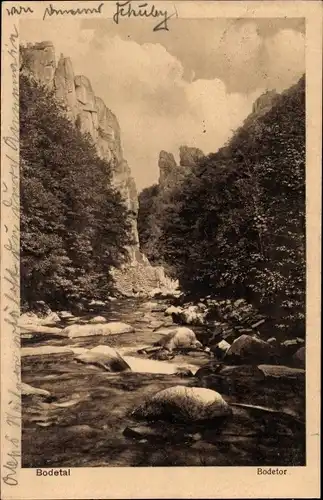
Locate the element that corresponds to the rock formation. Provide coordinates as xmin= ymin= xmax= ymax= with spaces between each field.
xmin=20 ymin=41 xmax=140 ymax=262
xmin=158 ymin=146 xmax=204 ymax=190
xmin=252 ymin=89 xmax=278 ymax=115
xmin=179 ymin=146 xmax=204 ymax=167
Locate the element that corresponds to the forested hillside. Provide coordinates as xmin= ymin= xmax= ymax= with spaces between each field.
xmin=138 ymin=76 xmax=305 ymax=336
xmin=20 ymin=75 xmax=133 ymax=309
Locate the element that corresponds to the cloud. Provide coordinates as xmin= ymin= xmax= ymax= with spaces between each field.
xmin=20 ymin=20 xmax=304 ymax=190
xmin=264 ymin=29 xmax=305 ymax=91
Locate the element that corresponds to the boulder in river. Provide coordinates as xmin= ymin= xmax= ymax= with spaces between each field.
xmin=19 ymin=311 xmax=60 ymax=327
xmin=154 ymin=327 xmax=203 ymax=351
xmin=20 ymin=324 xmax=67 ymax=338
xmin=59 ymin=311 xmax=75 ymax=320
xmin=89 ymin=316 xmax=107 ymax=324
xmin=165 ymin=305 xmax=183 ymax=316
xmin=132 ymin=386 xmax=232 ymax=422
xmin=74 ymin=346 xmax=131 ymax=372
xmin=88 ymin=300 xmax=107 ymax=306
xmin=172 ymin=305 xmax=207 ymax=326
xmin=225 ymin=334 xmax=275 ymax=364
xmin=64 ymin=321 xmax=135 ymax=338
xmin=212 ymin=339 xmax=231 ymax=358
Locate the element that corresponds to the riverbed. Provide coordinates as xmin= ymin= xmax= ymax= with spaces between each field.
xmin=21 ymin=298 xmax=305 ymax=467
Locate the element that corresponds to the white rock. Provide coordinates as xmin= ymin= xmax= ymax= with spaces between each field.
xmin=88 ymin=300 xmax=106 ymax=306
xmin=216 ymin=340 xmax=231 ymax=354
xmin=132 ymin=386 xmax=231 ymax=422
xmin=19 ymin=312 xmax=39 ymax=326
xmin=74 ymin=346 xmax=130 ymax=372
xmin=59 ymin=311 xmax=74 ymax=319
xmin=155 ymin=327 xmax=202 ymax=351
xmin=89 ymin=316 xmax=107 ymax=324
xmin=19 ymin=311 xmax=60 ymax=327
xmin=41 ymin=312 xmax=60 ymax=326
xmin=164 ymin=306 xmax=183 ymax=316
xmin=177 ymin=305 xmax=206 ymax=325
xmin=64 ymin=322 xmax=135 ymax=338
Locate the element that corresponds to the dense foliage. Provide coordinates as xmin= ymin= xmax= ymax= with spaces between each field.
xmin=138 ymin=184 xmax=161 ymax=264
xmin=139 ymin=77 xmax=305 ymax=335
xmin=20 ymin=74 xmax=133 ymax=309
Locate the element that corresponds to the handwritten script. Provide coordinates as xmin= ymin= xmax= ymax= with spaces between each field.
xmin=113 ymin=1 xmax=178 ymax=31
xmin=2 ymin=23 xmax=21 ymax=487
xmin=43 ymin=2 xmax=104 ymax=20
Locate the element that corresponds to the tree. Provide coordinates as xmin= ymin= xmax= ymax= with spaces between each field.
xmin=150 ymin=76 xmax=305 ymax=336
xmin=20 ymin=74 xmax=133 ymax=309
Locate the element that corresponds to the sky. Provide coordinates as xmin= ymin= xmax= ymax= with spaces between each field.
xmin=21 ymin=17 xmax=305 ymax=191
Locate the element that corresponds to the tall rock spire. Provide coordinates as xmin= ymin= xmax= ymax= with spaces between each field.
xmin=20 ymin=41 xmax=140 ymax=263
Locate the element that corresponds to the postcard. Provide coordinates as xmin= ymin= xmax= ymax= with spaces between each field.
xmin=1 ymin=1 xmax=321 ymax=498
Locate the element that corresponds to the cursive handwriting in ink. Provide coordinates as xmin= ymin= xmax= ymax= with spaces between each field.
xmin=2 ymin=24 xmax=21 ymax=488
xmin=2 ymin=387 xmax=21 ymax=486
xmin=43 ymin=2 xmax=104 ymax=20
xmin=113 ymin=1 xmax=178 ymax=32
xmin=6 ymin=5 xmax=33 ymax=16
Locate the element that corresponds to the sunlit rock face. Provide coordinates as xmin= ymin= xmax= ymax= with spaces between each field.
xmin=158 ymin=146 xmax=205 ymax=191
xmin=20 ymin=42 xmax=140 ymax=260
xmin=179 ymin=146 xmax=204 ymax=167
xmin=21 ymin=41 xmax=56 ymax=87
xmin=252 ymin=89 xmax=278 ymax=115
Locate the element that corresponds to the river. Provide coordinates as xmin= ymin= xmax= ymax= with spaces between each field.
xmin=21 ymin=297 xmax=305 ymax=467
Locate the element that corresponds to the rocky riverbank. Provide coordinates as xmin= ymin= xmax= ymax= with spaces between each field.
xmin=21 ymin=296 xmax=305 ymax=467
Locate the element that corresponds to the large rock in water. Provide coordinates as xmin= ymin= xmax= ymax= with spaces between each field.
xmin=172 ymin=305 xmax=207 ymax=326
xmin=74 ymin=346 xmax=130 ymax=372
xmin=154 ymin=327 xmax=202 ymax=351
xmin=225 ymin=334 xmax=275 ymax=364
xmin=19 ymin=311 xmax=60 ymax=327
xmin=63 ymin=322 xmax=134 ymax=338
xmin=132 ymin=386 xmax=231 ymax=422
xmin=89 ymin=316 xmax=107 ymax=324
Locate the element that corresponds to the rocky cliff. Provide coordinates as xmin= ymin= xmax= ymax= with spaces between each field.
xmin=20 ymin=41 xmax=140 ymax=262
xmin=158 ymin=146 xmax=204 ymax=190
xmin=252 ymin=89 xmax=279 ymax=116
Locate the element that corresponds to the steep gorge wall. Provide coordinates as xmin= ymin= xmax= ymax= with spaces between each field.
xmin=158 ymin=146 xmax=204 ymax=190
xmin=20 ymin=41 xmax=140 ymax=263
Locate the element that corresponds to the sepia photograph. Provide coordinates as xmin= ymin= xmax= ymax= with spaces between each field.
xmin=18 ymin=13 xmax=307 ymax=469
xmin=1 ymin=1 xmax=321 ymax=497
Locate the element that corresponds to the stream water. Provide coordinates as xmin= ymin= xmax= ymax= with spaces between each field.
xmin=22 ymin=298 xmax=305 ymax=467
